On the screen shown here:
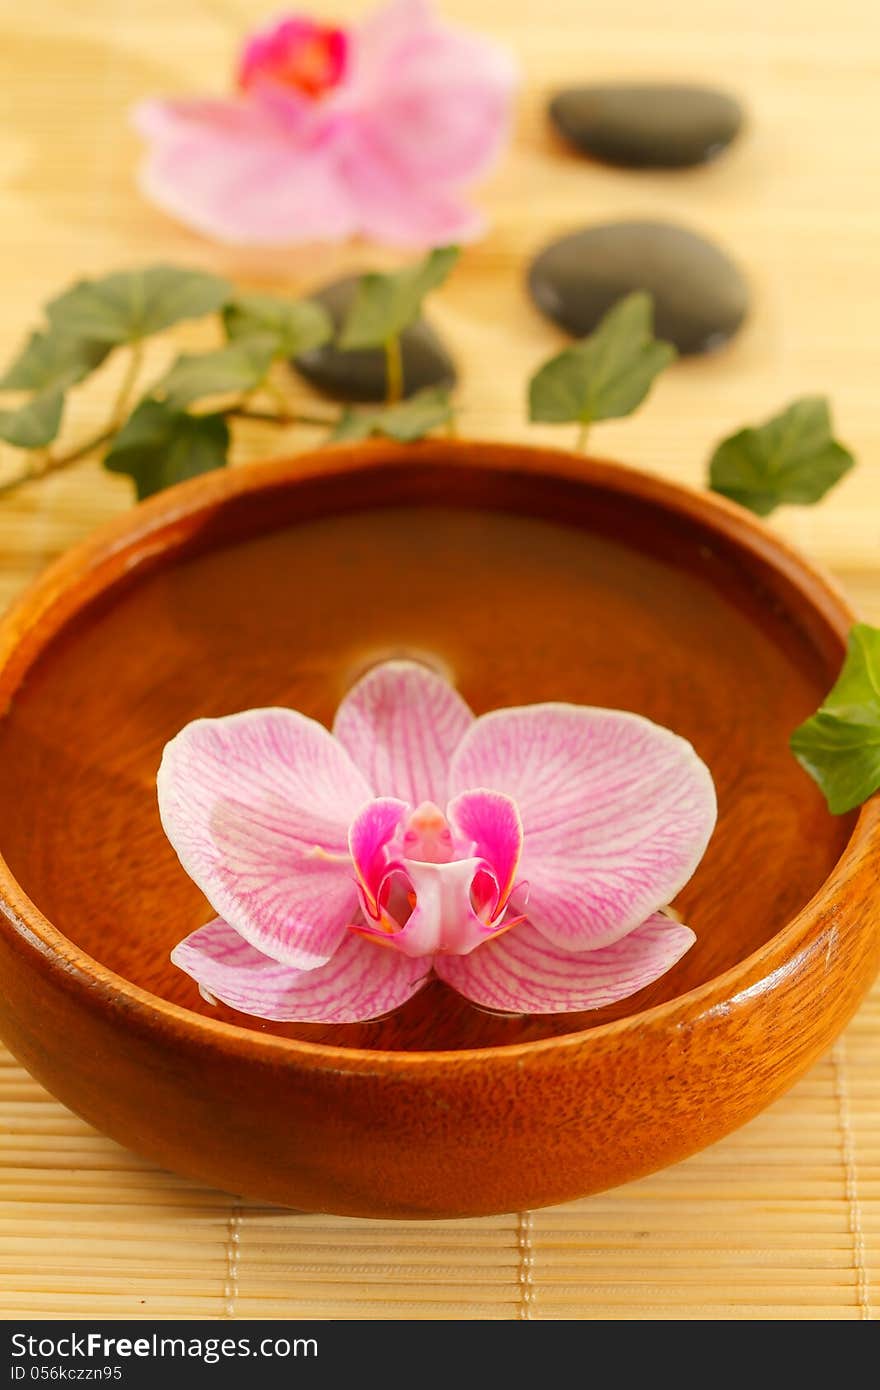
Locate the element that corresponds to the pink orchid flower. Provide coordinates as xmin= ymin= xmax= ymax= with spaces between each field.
xmin=160 ymin=661 xmax=717 ymax=1024
xmin=132 ymin=2 xmax=517 ymax=248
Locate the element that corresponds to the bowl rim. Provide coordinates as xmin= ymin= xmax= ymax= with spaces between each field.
xmin=0 ymin=437 xmax=871 ymax=1070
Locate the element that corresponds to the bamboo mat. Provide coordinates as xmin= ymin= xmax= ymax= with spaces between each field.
xmin=1 ymin=0 xmax=880 ymax=1320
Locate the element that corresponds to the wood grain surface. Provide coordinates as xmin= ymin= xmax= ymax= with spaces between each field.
xmin=0 ymin=0 xmax=878 ymax=1319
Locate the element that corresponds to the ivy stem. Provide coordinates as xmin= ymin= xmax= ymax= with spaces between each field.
xmin=0 ymin=427 xmax=116 ymax=499
xmin=384 ymin=336 xmax=404 ymax=405
xmin=0 ymin=385 xmax=338 ymax=501
xmin=228 ymin=406 xmax=337 ymax=428
xmin=0 ymin=341 xmax=145 ymax=500
xmin=575 ymin=419 xmax=591 ymax=453
xmin=264 ymin=377 xmax=294 ymax=416
xmin=110 ymin=340 xmax=145 ymax=429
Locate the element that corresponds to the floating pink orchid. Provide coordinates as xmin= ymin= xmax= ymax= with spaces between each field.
xmin=132 ymin=2 xmax=517 ymax=248
xmin=160 ymin=662 xmax=717 ymax=1024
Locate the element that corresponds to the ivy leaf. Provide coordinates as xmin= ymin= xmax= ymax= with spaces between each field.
xmin=47 ymin=266 xmax=232 ymax=346
xmin=529 ymin=292 xmax=676 ymax=427
xmin=0 ymin=330 xmax=109 ymax=392
xmin=104 ymin=399 xmax=229 ymax=500
xmin=330 ymin=387 xmax=453 ymax=443
xmin=0 ymin=389 xmax=65 ymax=448
xmin=708 ymin=396 xmax=854 ymax=517
xmin=153 ymin=335 xmax=277 ymax=409
xmin=790 ymin=624 xmax=880 ymax=814
xmin=338 ymin=247 xmax=459 ymax=350
xmin=223 ymin=294 xmax=332 ymax=358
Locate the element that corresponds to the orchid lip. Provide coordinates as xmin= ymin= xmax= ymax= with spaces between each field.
xmin=354 ymin=853 xmax=515 ymax=952
xmin=345 ymin=789 xmax=525 ymax=959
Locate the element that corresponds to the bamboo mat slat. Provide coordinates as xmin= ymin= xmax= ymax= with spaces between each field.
xmin=1 ymin=0 xmax=880 ymax=1319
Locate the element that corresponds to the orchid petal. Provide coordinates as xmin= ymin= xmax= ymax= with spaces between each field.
xmin=173 ymin=918 xmax=430 ymax=1024
xmin=447 ymin=788 xmax=522 ymax=908
xmin=435 ymin=912 xmax=695 ymax=1014
xmin=158 ymin=708 xmax=372 ymax=970
xmin=336 ymin=130 xmax=487 ymax=246
xmin=132 ymin=99 xmax=357 ymax=247
xmin=334 ymin=661 xmax=473 ymax=807
xmin=354 ymin=0 xmax=517 ymax=183
xmin=449 ymin=705 xmax=716 ymax=950
xmin=348 ymin=796 xmax=409 ymax=913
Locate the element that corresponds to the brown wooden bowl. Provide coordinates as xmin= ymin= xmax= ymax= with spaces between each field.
xmin=0 ymin=440 xmax=877 ymax=1218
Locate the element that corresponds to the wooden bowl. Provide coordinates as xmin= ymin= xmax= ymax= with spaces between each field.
xmin=0 ymin=441 xmax=877 ymax=1218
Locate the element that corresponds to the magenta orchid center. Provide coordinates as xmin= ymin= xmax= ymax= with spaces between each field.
xmin=238 ymin=18 xmax=349 ymax=102
xmin=159 ymin=660 xmax=717 ymax=1024
xmin=350 ymin=794 xmax=523 ymax=958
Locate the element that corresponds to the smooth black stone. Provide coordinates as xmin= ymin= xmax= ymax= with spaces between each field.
xmin=549 ymin=83 xmax=743 ymax=169
xmin=528 ymin=220 xmax=748 ymax=356
xmin=292 ymin=274 xmax=456 ymax=403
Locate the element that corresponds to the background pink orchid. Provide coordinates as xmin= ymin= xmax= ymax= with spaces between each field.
xmin=133 ymin=2 xmax=517 ymax=247
xmin=160 ymin=661 xmax=717 ymax=1024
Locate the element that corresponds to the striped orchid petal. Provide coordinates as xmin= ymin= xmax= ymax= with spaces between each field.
xmin=158 ymin=708 xmax=372 ymax=971
xmin=448 ymin=705 xmax=716 ymax=952
xmin=173 ymin=917 xmax=431 ymax=1023
xmin=434 ymin=912 xmax=695 ymax=1014
xmin=334 ymin=660 xmax=473 ymax=808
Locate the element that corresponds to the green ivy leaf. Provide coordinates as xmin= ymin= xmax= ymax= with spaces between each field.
xmin=223 ymin=294 xmax=332 ymax=358
xmin=104 ymin=398 xmax=229 ymax=500
xmin=529 ymin=292 xmax=676 ymax=428
xmin=153 ymin=335 xmax=277 ymax=410
xmin=0 ymin=388 xmax=65 ymax=448
xmin=330 ymin=387 xmax=453 ymax=443
xmin=47 ymin=266 xmax=232 ymax=346
xmin=708 ymin=396 xmax=854 ymax=517
xmin=338 ymin=247 xmax=459 ymax=351
xmin=790 ymin=624 xmax=880 ymax=813
xmin=0 ymin=330 xmax=109 ymax=392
